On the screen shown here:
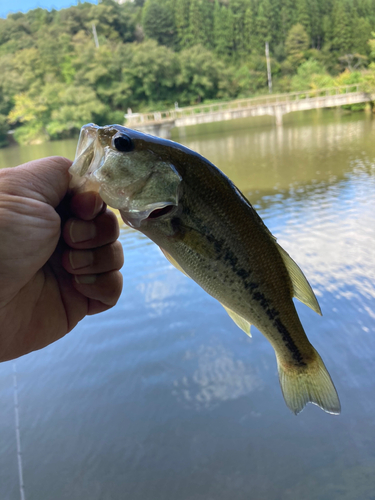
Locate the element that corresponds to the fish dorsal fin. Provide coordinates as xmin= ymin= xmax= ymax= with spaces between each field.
xmin=276 ymin=243 xmax=322 ymax=316
xmin=222 ymin=305 xmax=252 ymax=337
xmin=159 ymin=247 xmax=190 ymax=278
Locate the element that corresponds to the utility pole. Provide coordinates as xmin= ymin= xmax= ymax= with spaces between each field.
xmin=92 ymin=23 xmax=99 ymax=49
xmin=265 ymin=41 xmax=272 ymax=94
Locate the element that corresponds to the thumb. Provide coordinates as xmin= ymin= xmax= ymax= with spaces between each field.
xmin=1 ymin=156 xmax=72 ymax=208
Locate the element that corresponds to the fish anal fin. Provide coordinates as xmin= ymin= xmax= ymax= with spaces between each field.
xmin=222 ymin=305 xmax=252 ymax=337
xmin=159 ymin=247 xmax=190 ymax=278
xmin=276 ymin=243 xmax=322 ymax=316
xmin=277 ymin=348 xmax=340 ymax=415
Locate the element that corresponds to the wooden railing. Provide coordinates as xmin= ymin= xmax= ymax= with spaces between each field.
xmin=125 ymin=85 xmax=362 ymax=126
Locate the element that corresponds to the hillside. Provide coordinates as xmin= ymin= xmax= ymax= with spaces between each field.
xmin=1 ymin=0 xmax=375 ymax=146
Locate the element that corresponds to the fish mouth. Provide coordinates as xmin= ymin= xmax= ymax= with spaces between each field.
xmin=69 ymin=123 xmax=103 ymax=192
xmin=69 ymin=124 xmax=179 ymax=227
xmin=119 ymin=201 xmax=176 ymax=228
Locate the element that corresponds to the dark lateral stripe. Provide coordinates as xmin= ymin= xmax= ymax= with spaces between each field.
xmin=179 ymin=209 xmax=306 ymax=367
xmin=273 ymin=318 xmax=306 ymax=366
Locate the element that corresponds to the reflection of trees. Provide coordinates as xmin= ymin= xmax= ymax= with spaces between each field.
xmin=177 ymin=111 xmax=375 ymax=206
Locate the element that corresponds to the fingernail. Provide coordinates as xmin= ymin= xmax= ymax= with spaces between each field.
xmin=70 ymin=220 xmax=96 ymax=243
xmin=69 ymin=250 xmax=94 ymax=270
xmin=75 ymin=274 xmax=97 ymax=285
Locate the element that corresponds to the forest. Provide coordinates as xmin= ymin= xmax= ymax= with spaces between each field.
xmin=1 ymin=0 xmax=375 ymax=146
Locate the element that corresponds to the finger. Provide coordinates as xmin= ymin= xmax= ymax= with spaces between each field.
xmin=63 ymin=209 xmax=119 ymax=249
xmin=12 ymin=157 xmax=72 ymax=207
xmin=72 ymin=270 xmax=123 ymax=307
xmin=62 ymin=241 xmax=124 ymax=275
xmin=69 ymin=191 xmax=104 ymax=221
xmin=87 ymin=299 xmax=117 ymax=316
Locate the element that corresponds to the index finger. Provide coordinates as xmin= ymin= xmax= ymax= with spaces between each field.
xmin=69 ymin=191 xmax=105 ymax=221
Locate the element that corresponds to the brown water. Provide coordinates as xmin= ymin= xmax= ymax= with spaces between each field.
xmin=1 ymin=109 xmax=375 ymax=500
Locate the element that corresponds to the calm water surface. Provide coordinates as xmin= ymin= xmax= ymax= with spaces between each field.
xmin=1 ymin=110 xmax=375 ymax=499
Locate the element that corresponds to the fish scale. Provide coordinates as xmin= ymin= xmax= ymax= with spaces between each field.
xmin=69 ymin=123 xmax=341 ymax=416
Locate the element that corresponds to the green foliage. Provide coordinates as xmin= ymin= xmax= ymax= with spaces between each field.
xmin=290 ymin=59 xmax=334 ymax=90
xmin=142 ymin=0 xmax=175 ymax=47
xmin=367 ymin=32 xmax=375 ymax=60
xmin=285 ymin=23 xmax=310 ymax=70
xmin=175 ymin=0 xmax=191 ymax=48
xmin=177 ymin=45 xmax=230 ymax=103
xmin=1 ymin=0 xmax=375 ymax=146
xmin=213 ymin=1 xmax=234 ymax=57
xmin=0 ymin=114 xmax=9 ymax=147
xmin=121 ymin=40 xmax=179 ymax=107
xmin=331 ymin=0 xmax=353 ymax=54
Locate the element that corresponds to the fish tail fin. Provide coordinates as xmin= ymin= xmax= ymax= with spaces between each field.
xmin=277 ymin=348 xmax=341 ymax=415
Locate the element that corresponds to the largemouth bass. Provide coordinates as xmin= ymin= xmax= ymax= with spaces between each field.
xmin=69 ymin=123 xmax=341 ymax=416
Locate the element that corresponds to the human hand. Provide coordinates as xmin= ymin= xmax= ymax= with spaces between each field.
xmin=0 ymin=156 xmax=124 ymax=362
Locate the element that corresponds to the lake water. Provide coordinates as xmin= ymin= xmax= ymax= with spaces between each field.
xmin=1 ymin=109 xmax=375 ymax=500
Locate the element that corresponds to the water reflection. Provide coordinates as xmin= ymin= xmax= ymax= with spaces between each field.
xmin=1 ymin=110 xmax=375 ymax=500
xmin=176 ymin=110 xmax=375 ymax=195
xmin=172 ymin=344 xmax=263 ymax=410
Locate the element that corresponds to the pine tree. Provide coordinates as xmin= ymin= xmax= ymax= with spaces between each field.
xmin=174 ymin=0 xmax=190 ymax=49
xmin=285 ymin=23 xmax=309 ymax=69
xmin=331 ymin=0 xmax=353 ymax=55
xmin=142 ymin=0 xmax=176 ymax=47
xmin=230 ymin=0 xmax=248 ymax=57
xmin=308 ymin=0 xmax=322 ymax=49
xmin=280 ymin=0 xmax=296 ymax=39
xmin=200 ymin=0 xmax=214 ymax=49
xmin=352 ymin=16 xmax=372 ymax=55
xmin=296 ymin=0 xmax=310 ymax=38
xmin=268 ymin=0 xmax=282 ymax=47
xmin=254 ymin=1 xmax=271 ymax=54
xmin=243 ymin=4 xmax=254 ymax=55
xmin=188 ymin=0 xmax=206 ymax=46
xmin=213 ymin=1 xmax=234 ymax=57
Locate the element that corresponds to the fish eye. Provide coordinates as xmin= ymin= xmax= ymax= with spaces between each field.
xmin=113 ymin=134 xmax=134 ymax=153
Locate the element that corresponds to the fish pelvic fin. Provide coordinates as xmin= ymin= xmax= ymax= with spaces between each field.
xmin=277 ymin=348 xmax=341 ymax=415
xmin=222 ymin=305 xmax=252 ymax=337
xmin=159 ymin=247 xmax=190 ymax=278
xmin=276 ymin=243 xmax=322 ymax=316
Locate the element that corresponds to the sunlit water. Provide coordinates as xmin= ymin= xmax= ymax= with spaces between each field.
xmin=1 ymin=110 xmax=375 ymax=499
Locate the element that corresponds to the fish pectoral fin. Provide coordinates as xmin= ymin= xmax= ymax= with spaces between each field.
xmin=159 ymin=247 xmax=190 ymax=278
xmin=222 ymin=305 xmax=252 ymax=337
xmin=276 ymin=243 xmax=322 ymax=316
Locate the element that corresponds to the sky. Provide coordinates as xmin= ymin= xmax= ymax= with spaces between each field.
xmin=0 ymin=0 xmax=97 ymax=18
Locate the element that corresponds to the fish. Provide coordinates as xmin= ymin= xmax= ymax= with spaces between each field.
xmin=69 ymin=123 xmax=341 ymax=416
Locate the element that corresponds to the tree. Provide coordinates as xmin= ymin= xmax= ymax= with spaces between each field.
xmin=174 ymin=0 xmax=190 ymax=48
xmin=352 ymin=17 xmax=372 ymax=56
xmin=230 ymin=0 xmax=248 ymax=57
xmin=142 ymin=0 xmax=175 ymax=47
xmin=290 ymin=59 xmax=333 ymax=90
xmin=213 ymin=1 xmax=234 ymax=58
xmin=177 ymin=44 xmax=229 ymax=103
xmin=0 ymin=114 xmax=9 ymax=147
xmin=254 ymin=1 xmax=271 ymax=54
xmin=188 ymin=0 xmax=207 ymax=47
xmin=121 ymin=40 xmax=178 ymax=107
xmin=295 ymin=0 xmax=310 ymax=37
xmin=308 ymin=0 xmax=323 ymax=49
xmin=285 ymin=23 xmax=310 ymax=69
xmin=243 ymin=4 xmax=254 ymax=55
xmin=280 ymin=0 xmax=296 ymax=39
xmin=331 ymin=0 xmax=352 ymax=55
